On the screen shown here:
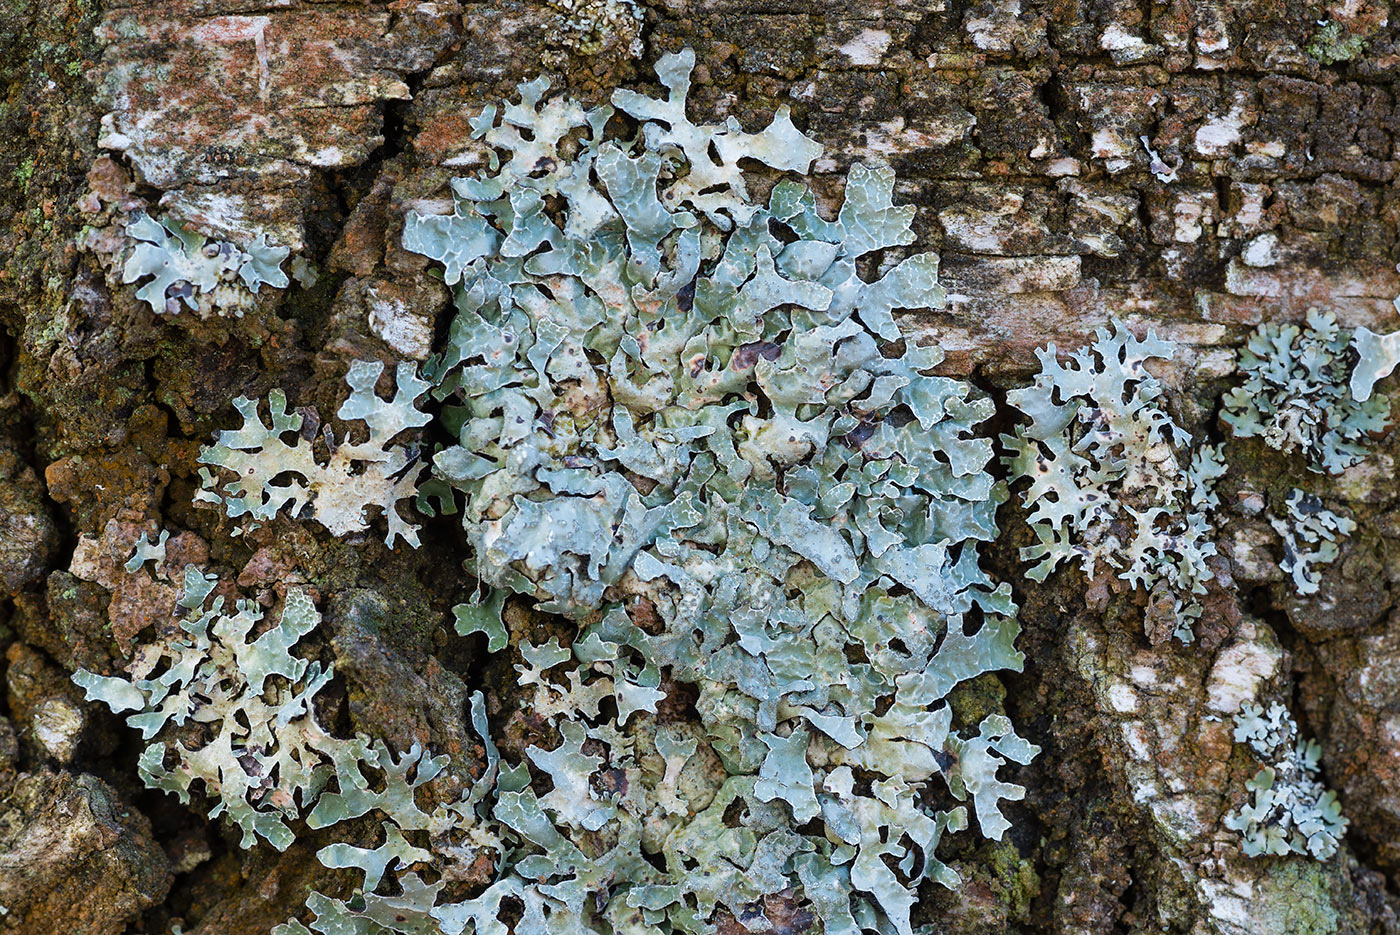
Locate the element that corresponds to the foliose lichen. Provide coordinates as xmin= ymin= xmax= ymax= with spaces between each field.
xmin=74 ymin=554 xmax=499 ymax=867
xmin=195 ymin=360 xmax=431 ymax=548
xmin=1225 ymin=702 xmax=1348 ymax=860
xmin=121 ymin=211 xmax=291 ymax=318
xmin=1268 ymin=488 xmax=1355 ymax=596
xmin=394 ymin=49 xmax=1032 ymax=934
xmin=84 ymin=48 xmax=1042 ymax=935
xmin=1349 ymin=284 xmax=1400 ymax=402
xmin=1222 ymin=308 xmax=1391 ymax=474
xmin=73 ymin=562 xmax=335 ymax=850
xmin=1001 ymin=321 xmax=1225 ymax=642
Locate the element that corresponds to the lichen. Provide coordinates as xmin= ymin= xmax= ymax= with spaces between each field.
xmin=123 ymin=529 xmax=168 ymax=574
xmin=544 ymin=0 xmax=643 ymax=59
xmin=1001 ymin=321 xmax=1224 ymax=642
xmin=1268 ymin=489 xmax=1355 ymax=596
xmin=1305 ymin=22 xmax=1367 ymax=65
xmin=1225 ymin=702 xmax=1348 ymax=860
xmin=1350 ymin=287 xmax=1400 ymax=402
xmin=73 ymin=562 xmax=336 ymax=850
xmin=121 ymin=211 xmax=291 ymax=318
xmin=392 ymin=49 xmax=1032 ymax=934
xmin=74 ymin=552 xmax=498 ymax=865
xmin=90 ymin=48 xmax=1039 ymax=935
xmin=1223 ymin=308 xmax=1391 ymax=474
xmin=195 ymin=360 xmax=431 ymax=548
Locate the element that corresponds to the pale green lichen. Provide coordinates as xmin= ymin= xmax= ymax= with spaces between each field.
xmin=1002 ymin=321 xmax=1224 ymax=642
xmin=74 ymin=564 xmax=334 ymax=850
xmin=1269 ymin=489 xmax=1355 ymax=596
xmin=1350 ymin=325 xmax=1400 ymax=403
xmin=75 ymin=553 xmax=500 ymax=863
xmin=1223 ymin=308 xmax=1391 ymax=474
xmin=195 ymin=360 xmax=431 ymax=547
xmin=545 ymin=0 xmax=643 ymax=58
xmin=1305 ymin=22 xmax=1367 ymax=65
xmin=1350 ymin=287 xmax=1400 ymax=402
xmin=387 ymin=49 xmax=1034 ymax=935
xmin=1233 ymin=701 xmax=1294 ymax=757
xmin=99 ymin=49 xmax=1039 ymax=935
xmin=122 ymin=528 xmax=168 ymax=574
xmin=122 ymin=211 xmax=290 ymax=318
xmin=1225 ymin=702 xmax=1348 ymax=860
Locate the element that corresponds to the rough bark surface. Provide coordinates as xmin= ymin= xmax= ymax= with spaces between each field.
xmin=0 ymin=0 xmax=1399 ymax=933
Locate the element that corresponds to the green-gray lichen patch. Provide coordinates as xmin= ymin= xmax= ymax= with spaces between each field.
xmin=1225 ymin=702 xmax=1348 ymax=860
xmin=73 ymin=564 xmax=334 ymax=850
xmin=122 ymin=211 xmax=290 ymax=318
xmin=1350 ymin=325 xmax=1400 ymax=403
xmin=1305 ymin=21 xmax=1367 ymax=64
xmin=544 ymin=0 xmax=643 ymax=59
xmin=380 ymin=48 xmax=1034 ymax=935
xmin=122 ymin=529 xmax=168 ymax=574
xmin=1223 ymin=309 xmax=1391 ymax=474
xmin=195 ymin=360 xmax=431 ymax=547
xmin=1268 ymin=489 xmax=1355 ymax=596
xmin=126 ymin=47 xmax=1034 ymax=935
xmin=1001 ymin=321 xmax=1224 ymax=642
xmin=74 ymin=553 xmax=502 ymax=862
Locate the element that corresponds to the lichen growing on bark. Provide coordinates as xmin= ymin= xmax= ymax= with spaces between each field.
xmin=77 ymin=48 xmax=1044 ymax=935
xmin=14 ymin=0 xmax=1400 ymax=929
xmin=121 ymin=212 xmax=291 ymax=318
xmin=1268 ymin=489 xmax=1355 ymax=596
xmin=392 ymin=48 xmax=1034 ymax=935
xmin=1223 ymin=309 xmax=1392 ymax=475
xmin=1226 ymin=701 xmax=1349 ymax=860
xmin=195 ymin=360 xmax=432 ymax=548
xmin=1001 ymin=321 xmax=1224 ymax=642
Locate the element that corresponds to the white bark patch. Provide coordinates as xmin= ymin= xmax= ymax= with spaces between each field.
xmin=839 ymin=28 xmax=891 ymax=65
xmin=1197 ymin=878 xmax=1253 ymax=928
xmin=1122 ymin=721 xmax=1152 ymax=759
xmin=33 ymin=698 xmax=84 ymax=761
xmin=369 ymin=293 xmax=434 ymax=360
xmin=965 ymin=0 xmax=1020 ymax=51
xmin=1206 ymin=638 xmax=1282 ymax=714
xmin=1100 ymin=24 xmax=1155 ymax=62
xmin=1108 ymin=682 xmax=1139 ymax=714
xmin=1194 ymin=106 xmax=1246 ymax=156
xmin=1242 ymin=232 xmax=1279 ymax=268
xmin=1173 ymin=192 xmax=1214 ymax=243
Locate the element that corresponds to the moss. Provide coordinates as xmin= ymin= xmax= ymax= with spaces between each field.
xmin=1306 ymin=23 xmax=1366 ymax=65
xmin=948 ymin=671 xmax=1009 ymax=730
xmin=12 ymin=156 xmax=34 ymax=189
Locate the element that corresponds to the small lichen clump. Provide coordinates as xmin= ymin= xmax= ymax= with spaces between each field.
xmin=1269 ymin=488 xmax=1355 ymax=596
xmin=1351 ymin=315 xmax=1400 ymax=403
xmin=1001 ymin=321 xmax=1224 ymax=642
xmin=74 ymin=558 xmax=498 ymax=868
xmin=122 ymin=211 xmax=291 ymax=317
xmin=1226 ymin=702 xmax=1348 ymax=860
xmin=195 ymin=360 xmax=431 ymax=548
xmin=544 ymin=0 xmax=643 ymax=59
xmin=73 ymin=564 xmax=336 ymax=851
xmin=1223 ymin=308 xmax=1391 ymax=474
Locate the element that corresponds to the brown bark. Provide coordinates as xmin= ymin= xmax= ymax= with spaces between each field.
xmin=1 ymin=0 xmax=1399 ymax=933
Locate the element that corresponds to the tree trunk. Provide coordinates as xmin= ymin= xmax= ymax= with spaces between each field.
xmin=1 ymin=1 xmax=1398 ymax=933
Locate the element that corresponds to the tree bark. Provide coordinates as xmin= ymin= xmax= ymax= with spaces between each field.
xmin=1 ymin=1 xmax=1398 ymax=933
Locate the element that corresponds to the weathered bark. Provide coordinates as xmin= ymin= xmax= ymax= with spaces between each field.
xmin=1 ymin=0 xmax=1399 ymax=933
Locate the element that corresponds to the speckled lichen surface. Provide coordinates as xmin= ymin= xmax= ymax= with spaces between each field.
xmin=4 ymin=1 xmax=1400 ymax=935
